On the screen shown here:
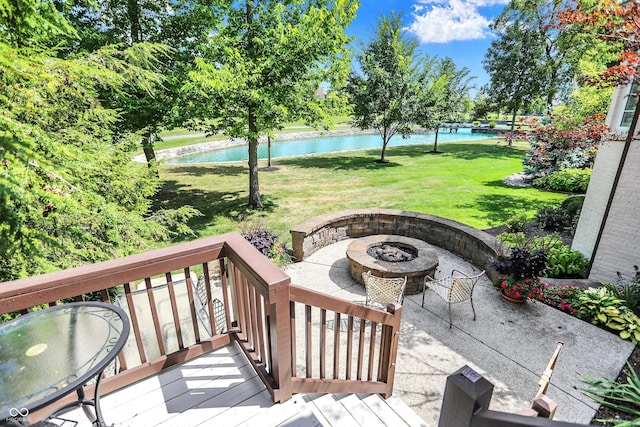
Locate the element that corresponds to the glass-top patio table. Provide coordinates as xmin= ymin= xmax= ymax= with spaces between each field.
xmin=0 ymin=302 xmax=129 ymax=427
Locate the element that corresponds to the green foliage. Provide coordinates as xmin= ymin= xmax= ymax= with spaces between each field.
xmin=488 ymin=120 xmax=497 ymax=128
xmin=537 ymin=284 xmax=583 ymax=315
xmin=580 ymin=364 xmax=640 ymax=426
xmin=497 ymin=233 xmax=587 ymax=278
xmin=533 ymin=168 xmax=592 ymax=193
xmin=535 ymin=206 xmax=573 ymax=231
xmin=484 ymin=0 xmax=587 ymax=117
xmin=185 ymin=0 xmax=357 ymax=207
xmin=0 ymin=41 xmax=198 ymax=281
xmin=602 ymin=266 xmax=640 ymax=316
xmin=414 ymin=56 xmax=474 ymax=152
xmin=504 ymin=210 xmax=530 ymax=233
xmin=561 ymin=195 xmax=586 ymax=216
xmin=535 ymin=195 xmax=584 ymax=233
xmin=578 ymin=287 xmax=640 ymax=344
xmin=523 ymin=114 xmax=608 ymax=176
xmin=544 ymin=243 xmax=588 ymax=278
xmin=346 ymin=12 xmax=421 ymax=162
xmin=0 ymin=0 xmax=77 ymax=48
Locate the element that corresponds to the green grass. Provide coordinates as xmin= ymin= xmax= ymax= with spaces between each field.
xmin=153 ymin=139 xmax=566 ymax=247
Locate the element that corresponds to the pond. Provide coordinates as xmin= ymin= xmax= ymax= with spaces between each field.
xmin=164 ymin=128 xmax=496 ymax=164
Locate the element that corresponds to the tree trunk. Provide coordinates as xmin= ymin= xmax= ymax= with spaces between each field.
xmin=432 ymin=127 xmax=440 ymax=152
xmin=509 ymin=109 xmax=517 ymax=144
xmin=127 ymin=0 xmax=142 ymax=43
xmin=379 ymin=127 xmax=389 ymax=162
xmin=267 ymin=136 xmax=272 ymax=168
xmin=141 ymin=135 xmax=158 ymax=176
xmin=247 ymin=105 xmax=263 ymax=209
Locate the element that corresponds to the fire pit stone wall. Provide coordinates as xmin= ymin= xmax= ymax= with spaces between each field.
xmin=290 ymin=209 xmax=507 ymax=281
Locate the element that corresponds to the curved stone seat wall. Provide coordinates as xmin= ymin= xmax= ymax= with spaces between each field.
xmin=290 ymin=209 xmax=507 ymax=281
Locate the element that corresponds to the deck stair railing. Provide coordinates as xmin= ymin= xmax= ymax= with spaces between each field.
xmin=0 ymin=232 xmax=402 ymax=422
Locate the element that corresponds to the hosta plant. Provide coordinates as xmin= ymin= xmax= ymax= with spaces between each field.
xmin=579 ymin=287 xmax=640 ymax=344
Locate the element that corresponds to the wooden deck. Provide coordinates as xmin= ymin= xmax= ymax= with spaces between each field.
xmin=58 ymin=343 xmax=428 ymax=427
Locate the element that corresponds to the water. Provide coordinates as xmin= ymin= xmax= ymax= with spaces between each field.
xmin=165 ymin=128 xmax=495 ymax=164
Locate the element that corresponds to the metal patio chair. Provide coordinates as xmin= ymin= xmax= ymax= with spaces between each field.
xmin=422 ymin=269 xmax=485 ymax=328
xmin=362 ymin=270 xmax=407 ymax=307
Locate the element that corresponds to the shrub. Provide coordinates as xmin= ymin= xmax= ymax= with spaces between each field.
xmin=535 ymin=206 xmax=572 ymax=231
xmin=602 ymin=266 xmax=640 ymax=316
xmin=489 ymin=120 xmax=496 ymax=128
xmin=492 ymin=246 xmax=548 ymax=279
xmin=472 ymin=120 xmax=481 ymax=126
xmin=505 ymin=210 xmax=530 ymax=233
xmin=532 ymin=168 xmax=592 ymax=193
xmin=242 ymin=228 xmax=280 ymax=256
xmin=523 ymin=114 xmax=608 ymax=176
xmin=580 ymin=364 xmax=640 ymax=426
xmin=578 ymin=287 xmax=640 ymax=344
xmin=497 ymin=233 xmax=587 ymax=278
xmin=561 ymin=195 xmax=586 ymax=217
xmin=543 ymin=243 xmax=588 ymax=278
xmin=535 ymin=196 xmax=584 ymax=233
xmin=536 ymin=284 xmax=584 ymax=316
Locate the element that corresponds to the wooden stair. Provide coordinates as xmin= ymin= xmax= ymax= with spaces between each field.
xmin=239 ymin=392 xmax=429 ymax=427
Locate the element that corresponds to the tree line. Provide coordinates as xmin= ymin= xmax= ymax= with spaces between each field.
xmin=0 ymin=0 xmax=635 ymax=281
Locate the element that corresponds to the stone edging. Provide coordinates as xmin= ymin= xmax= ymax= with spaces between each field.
xmin=289 ymin=208 xmax=508 ymax=281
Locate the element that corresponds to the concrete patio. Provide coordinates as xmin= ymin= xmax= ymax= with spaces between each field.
xmin=284 ymin=238 xmax=635 ymax=426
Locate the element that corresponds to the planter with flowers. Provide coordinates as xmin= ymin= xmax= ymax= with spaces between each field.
xmin=492 ymin=247 xmax=547 ymax=304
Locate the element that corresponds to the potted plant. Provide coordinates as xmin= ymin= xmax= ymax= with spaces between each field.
xmin=492 ymin=247 xmax=547 ymax=303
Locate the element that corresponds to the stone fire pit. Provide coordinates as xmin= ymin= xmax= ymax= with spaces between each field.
xmin=346 ymin=235 xmax=439 ymax=295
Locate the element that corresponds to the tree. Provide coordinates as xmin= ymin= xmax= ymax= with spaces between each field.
xmin=0 ymin=2 xmax=198 ymax=281
xmin=346 ymin=12 xmax=421 ymax=163
xmin=492 ymin=0 xmax=587 ymax=113
xmin=61 ymin=0 xmax=219 ymax=165
xmin=415 ymin=57 xmax=474 ymax=153
xmin=185 ymin=0 xmax=357 ymax=209
xmin=557 ymin=0 xmax=639 ymax=139
xmin=482 ymin=20 xmax=546 ymax=134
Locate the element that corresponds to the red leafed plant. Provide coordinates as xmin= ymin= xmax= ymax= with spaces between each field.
xmin=555 ymin=0 xmax=640 ymax=87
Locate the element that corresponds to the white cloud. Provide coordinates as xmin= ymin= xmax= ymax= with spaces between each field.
xmin=407 ymin=0 xmax=509 ymax=43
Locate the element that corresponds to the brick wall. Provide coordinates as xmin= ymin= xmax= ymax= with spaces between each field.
xmin=290 ymin=209 xmax=507 ymax=281
xmin=588 ymin=138 xmax=640 ymax=283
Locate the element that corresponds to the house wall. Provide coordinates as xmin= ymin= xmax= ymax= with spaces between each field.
xmin=586 ymin=137 xmax=640 ymax=283
xmin=571 ymin=140 xmax=624 ymax=260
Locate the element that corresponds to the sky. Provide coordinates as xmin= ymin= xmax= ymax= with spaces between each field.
xmin=345 ymin=0 xmax=511 ymax=92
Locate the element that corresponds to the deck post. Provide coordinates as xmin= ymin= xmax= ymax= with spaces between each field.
xmin=380 ymin=302 xmax=402 ymax=398
xmin=268 ymin=279 xmax=293 ymax=403
xmin=438 ymin=365 xmax=494 ymax=427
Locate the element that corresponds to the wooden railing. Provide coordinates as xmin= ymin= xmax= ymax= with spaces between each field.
xmin=0 ymin=232 xmax=402 ymax=420
xmin=289 ymin=285 xmax=402 ymax=398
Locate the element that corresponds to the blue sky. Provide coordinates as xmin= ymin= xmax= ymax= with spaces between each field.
xmin=345 ymin=0 xmax=511 ymax=91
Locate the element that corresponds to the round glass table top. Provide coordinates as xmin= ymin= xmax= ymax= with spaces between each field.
xmin=0 ymin=302 xmax=129 ymax=418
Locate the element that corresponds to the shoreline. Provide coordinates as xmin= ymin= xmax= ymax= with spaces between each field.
xmin=134 ymin=128 xmax=383 ymax=162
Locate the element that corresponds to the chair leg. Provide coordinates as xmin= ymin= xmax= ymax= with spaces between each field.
xmin=421 ymin=284 xmax=428 ymax=307
xmin=470 ymin=295 xmax=476 ymax=321
xmin=448 ymin=303 xmax=453 ymax=328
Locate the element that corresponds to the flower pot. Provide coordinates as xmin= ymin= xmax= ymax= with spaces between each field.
xmin=501 ymin=288 xmax=526 ymax=304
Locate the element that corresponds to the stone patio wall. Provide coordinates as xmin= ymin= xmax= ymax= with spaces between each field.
xmin=290 ymin=209 xmax=507 ymax=281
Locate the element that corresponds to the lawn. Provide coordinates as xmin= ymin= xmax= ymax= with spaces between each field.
xmin=153 ymin=138 xmax=566 ymax=247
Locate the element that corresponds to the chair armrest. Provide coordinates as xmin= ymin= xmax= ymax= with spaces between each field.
xmin=451 ymin=269 xmax=470 ymax=277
